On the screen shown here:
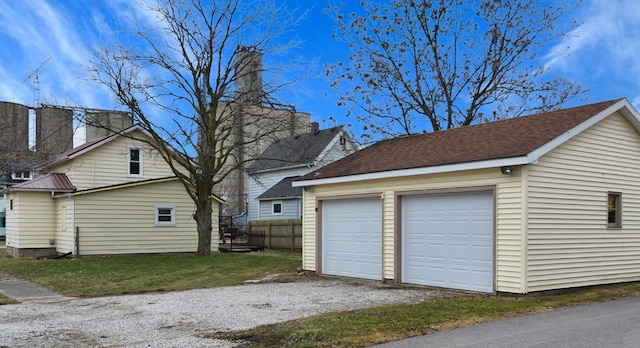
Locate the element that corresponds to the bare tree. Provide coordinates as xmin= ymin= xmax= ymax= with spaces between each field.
xmin=88 ymin=0 xmax=306 ymax=256
xmin=326 ymin=0 xmax=585 ymax=140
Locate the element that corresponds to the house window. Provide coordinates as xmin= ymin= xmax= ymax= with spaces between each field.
xmin=155 ymin=204 xmax=176 ymax=226
xmin=128 ymin=146 xmax=143 ymax=177
xmin=608 ymin=192 xmax=622 ymax=228
xmin=9 ymin=199 xmax=13 ymax=210
xmin=11 ymin=171 xmax=31 ymax=180
xmin=272 ymin=201 xmax=283 ymax=215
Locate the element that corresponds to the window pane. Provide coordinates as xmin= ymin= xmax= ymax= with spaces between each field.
xmin=158 ymin=215 xmax=172 ymax=222
xmin=130 ymin=162 xmax=140 ymax=175
xmin=130 ymin=149 xmax=139 ymax=161
xmin=608 ymin=195 xmax=616 ymax=223
xmin=273 ymin=203 xmax=282 ymax=214
xmin=608 ymin=193 xmax=621 ymax=227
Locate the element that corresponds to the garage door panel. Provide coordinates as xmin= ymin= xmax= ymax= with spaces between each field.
xmin=322 ymin=198 xmax=382 ymax=280
xmin=402 ymin=191 xmax=494 ymax=293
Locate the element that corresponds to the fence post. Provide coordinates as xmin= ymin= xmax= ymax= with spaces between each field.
xmin=290 ymin=220 xmax=295 ymax=250
xmin=267 ymin=222 xmax=271 ymax=249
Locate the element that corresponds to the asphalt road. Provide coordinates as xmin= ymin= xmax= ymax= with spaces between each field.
xmin=375 ymin=296 xmax=640 ymax=348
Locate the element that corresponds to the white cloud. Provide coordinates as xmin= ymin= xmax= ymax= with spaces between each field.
xmin=0 ymin=0 xmax=116 ymax=107
xmin=544 ymin=0 xmax=640 ymax=103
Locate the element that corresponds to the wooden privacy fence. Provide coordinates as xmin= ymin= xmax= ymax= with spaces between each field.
xmin=248 ymin=220 xmax=302 ymax=250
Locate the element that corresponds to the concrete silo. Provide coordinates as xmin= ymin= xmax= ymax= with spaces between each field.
xmin=0 ymin=102 xmax=29 ymax=153
xmin=36 ymin=106 xmax=73 ymax=158
xmin=85 ymin=111 xmax=133 ymax=142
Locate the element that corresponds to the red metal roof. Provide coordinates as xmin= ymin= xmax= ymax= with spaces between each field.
xmin=297 ymin=99 xmax=622 ymax=181
xmin=9 ymin=173 xmax=75 ymax=191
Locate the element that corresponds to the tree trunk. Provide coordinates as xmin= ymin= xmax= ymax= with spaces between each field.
xmin=194 ymin=193 xmax=213 ymax=256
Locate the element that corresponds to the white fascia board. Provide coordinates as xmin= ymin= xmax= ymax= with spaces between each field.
xmin=292 ymin=156 xmax=529 ymax=187
xmin=526 ymin=99 xmax=631 ymax=163
xmin=314 ymin=132 xmax=341 ymax=163
xmin=616 ymin=99 xmax=640 ymax=132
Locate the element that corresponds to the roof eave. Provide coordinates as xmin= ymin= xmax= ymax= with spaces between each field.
xmin=9 ymin=188 xmax=75 ymax=193
xmin=257 ymin=195 xmax=301 ymax=201
xmin=293 ymin=156 xmax=530 ymax=187
xmin=250 ymin=162 xmax=313 ymax=175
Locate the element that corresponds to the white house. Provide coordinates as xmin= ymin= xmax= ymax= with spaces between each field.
xmin=247 ymin=125 xmax=358 ymax=222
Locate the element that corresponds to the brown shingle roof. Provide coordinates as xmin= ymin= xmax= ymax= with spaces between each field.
xmin=298 ymin=99 xmax=622 ymax=181
xmin=9 ymin=173 xmax=75 ymax=192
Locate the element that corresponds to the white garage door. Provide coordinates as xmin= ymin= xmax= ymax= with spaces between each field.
xmin=402 ymin=191 xmax=494 ymax=292
xmin=322 ymin=198 xmax=382 ymax=280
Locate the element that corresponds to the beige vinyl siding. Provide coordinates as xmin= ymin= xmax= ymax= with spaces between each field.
xmin=54 ymin=197 xmax=75 ymax=253
xmin=5 ymin=194 xmax=17 ymax=247
xmin=5 ymin=191 xmax=55 ymax=249
xmin=301 ymin=168 xmax=524 ymax=291
xmin=301 ymin=188 xmax=317 ymax=272
xmin=382 ymin=189 xmax=395 ymax=279
xmin=495 ymin=173 xmax=526 ymax=293
xmin=73 ymin=179 xmax=218 ymax=255
xmin=526 ymin=112 xmax=640 ymax=292
xmin=50 ymin=130 xmax=179 ymax=190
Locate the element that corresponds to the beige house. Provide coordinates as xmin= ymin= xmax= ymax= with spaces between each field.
xmin=293 ymin=98 xmax=640 ymax=294
xmin=5 ymin=126 xmax=221 ymax=257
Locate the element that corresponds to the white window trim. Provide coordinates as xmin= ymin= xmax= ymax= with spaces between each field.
xmin=11 ymin=171 xmax=32 ymax=180
xmin=155 ymin=204 xmax=176 ymax=227
xmin=127 ymin=146 xmax=143 ymax=177
xmin=272 ymin=200 xmax=283 ymax=215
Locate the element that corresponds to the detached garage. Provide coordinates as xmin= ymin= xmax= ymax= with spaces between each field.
xmin=294 ymin=99 xmax=640 ymax=294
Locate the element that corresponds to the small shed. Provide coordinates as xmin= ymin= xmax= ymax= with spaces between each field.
xmin=294 ymin=98 xmax=640 ymax=294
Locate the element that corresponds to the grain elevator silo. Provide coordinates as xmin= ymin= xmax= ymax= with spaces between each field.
xmin=0 ymin=102 xmax=29 ymax=153
xmin=35 ymin=106 xmax=73 ymax=158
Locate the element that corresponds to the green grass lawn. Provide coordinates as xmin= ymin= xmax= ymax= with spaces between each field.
xmin=0 ymin=250 xmax=302 ymax=297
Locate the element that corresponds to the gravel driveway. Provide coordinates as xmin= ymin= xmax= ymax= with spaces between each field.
xmin=0 ymin=277 xmax=458 ymax=347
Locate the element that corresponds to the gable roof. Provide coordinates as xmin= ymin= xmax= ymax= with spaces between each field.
xmin=257 ymin=176 xmax=302 ymax=200
xmin=37 ymin=125 xmax=143 ymax=170
xmin=248 ymin=126 xmax=345 ymax=173
xmin=294 ymin=98 xmax=640 ymax=186
xmin=8 ymin=173 xmax=75 ymax=192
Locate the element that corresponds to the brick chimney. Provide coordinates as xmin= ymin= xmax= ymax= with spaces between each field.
xmin=311 ymin=122 xmax=319 ymax=133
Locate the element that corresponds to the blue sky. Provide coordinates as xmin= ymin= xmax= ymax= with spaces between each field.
xmin=1 ymin=0 xmax=639 ymax=139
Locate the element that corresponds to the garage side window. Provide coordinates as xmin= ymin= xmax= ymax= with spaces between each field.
xmin=608 ymin=192 xmax=621 ymax=228
xmin=155 ymin=204 xmax=176 ymax=226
